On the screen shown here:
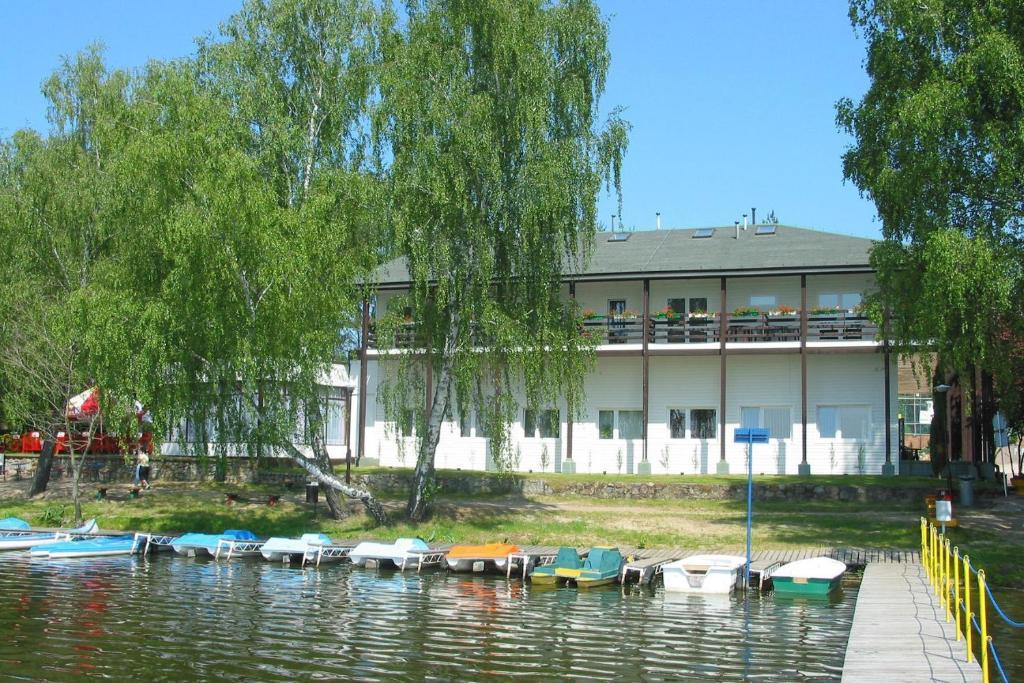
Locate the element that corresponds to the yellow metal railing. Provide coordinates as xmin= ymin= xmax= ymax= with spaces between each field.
xmin=920 ymin=517 xmax=1013 ymax=683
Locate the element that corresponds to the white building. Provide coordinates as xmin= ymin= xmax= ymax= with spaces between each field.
xmin=350 ymin=224 xmax=899 ymax=476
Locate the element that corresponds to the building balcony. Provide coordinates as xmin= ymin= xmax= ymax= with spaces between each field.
xmin=365 ymin=312 xmax=879 ymax=352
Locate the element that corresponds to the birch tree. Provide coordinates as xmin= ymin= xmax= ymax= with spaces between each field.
xmin=374 ymin=0 xmax=628 ymax=520
xmin=82 ymin=0 xmax=389 ymax=522
xmin=0 ymin=48 xmax=128 ymax=509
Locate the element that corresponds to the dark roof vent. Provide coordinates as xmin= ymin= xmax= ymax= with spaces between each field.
xmin=607 ymin=232 xmax=631 ymax=242
xmin=755 ymin=225 xmax=776 ymax=236
xmin=693 ymin=228 xmax=715 ymax=239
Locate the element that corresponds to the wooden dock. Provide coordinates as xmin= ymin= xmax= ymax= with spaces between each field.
xmin=841 ymin=562 xmax=981 ymax=682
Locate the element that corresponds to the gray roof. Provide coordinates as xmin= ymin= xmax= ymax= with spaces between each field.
xmin=373 ymin=224 xmax=875 ymax=287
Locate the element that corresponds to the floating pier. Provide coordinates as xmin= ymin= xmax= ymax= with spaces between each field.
xmin=841 ymin=562 xmax=981 ymax=682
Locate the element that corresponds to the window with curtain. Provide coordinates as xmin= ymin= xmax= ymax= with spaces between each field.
xmin=524 ymin=409 xmax=538 ymax=437
xmin=839 ymin=405 xmax=869 ymax=440
xmin=691 ymin=409 xmax=717 ymax=439
xmin=740 ymin=406 xmax=791 ymax=439
xmin=618 ymin=411 xmax=643 ymax=439
xmin=750 ymin=295 xmax=776 ymax=308
xmin=599 ymin=410 xmax=614 ymax=439
xmin=817 ymin=406 xmax=838 ymax=438
xmin=669 ymin=409 xmax=686 ymax=438
xmin=398 ymin=409 xmax=414 ymax=437
xmin=817 ymin=405 xmax=869 ymax=439
xmin=539 ymin=409 xmax=560 ymax=439
xmin=324 ymin=387 xmax=346 ymax=445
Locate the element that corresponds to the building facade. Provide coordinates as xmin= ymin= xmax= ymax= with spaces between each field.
xmin=351 ymin=225 xmax=899 ymax=476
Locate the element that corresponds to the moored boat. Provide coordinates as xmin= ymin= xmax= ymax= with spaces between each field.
xmin=0 ymin=519 xmax=99 ymax=551
xmin=172 ymin=530 xmax=259 ymax=558
xmin=662 ymin=554 xmax=748 ymax=594
xmin=555 ymin=547 xmax=623 ymax=588
xmin=529 ymin=547 xmax=582 ymax=585
xmin=31 ymin=534 xmax=137 ymax=559
xmin=772 ymin=557 xmax=847 ymax=596
xmin=349 ymin=538 xmax=428 ymax=569
xmin=0 ymin=517 xmax=32 ymax=531
xmin=261 ymin=534 xmax=335 ymax=564
xmin=445 ymin=543 xmax=520 ymax=572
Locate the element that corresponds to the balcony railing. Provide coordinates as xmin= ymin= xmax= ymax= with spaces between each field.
xmin=581 ymin=318 xmax=646 ymax=345
xmin=366 ymin=312 xmax=878 ymax=349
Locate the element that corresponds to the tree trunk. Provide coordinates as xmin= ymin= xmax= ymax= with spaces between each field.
xmin=28 ymin=437 xmax=56 ymax=497
xmin=281 ymin=441 xmax=388 ymax=525
xmin=71 ymin=453 xmax=84 ymax=524
xmin=407 ymin=309 xmax=460 ymax=521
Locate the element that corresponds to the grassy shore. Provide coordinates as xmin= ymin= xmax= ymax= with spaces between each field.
xmin=1 ymin=476 xmax=1020 ymax=587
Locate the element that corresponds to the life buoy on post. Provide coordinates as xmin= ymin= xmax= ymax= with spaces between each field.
xmin=935 ymin=489 xmax=953 ymax=532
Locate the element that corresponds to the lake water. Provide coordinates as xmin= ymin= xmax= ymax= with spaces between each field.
xmin=0 ymin=554 xmax=859 ymax=681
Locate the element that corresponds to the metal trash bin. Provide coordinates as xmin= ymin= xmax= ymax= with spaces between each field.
xmin=958 ymin=476 xmax=975 ymax=507
xmin=305 ymin=481 xmax=319 ymax=504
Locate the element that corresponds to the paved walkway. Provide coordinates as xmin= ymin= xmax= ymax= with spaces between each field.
xmin=842 ymin=562 xmax=981 ymax=682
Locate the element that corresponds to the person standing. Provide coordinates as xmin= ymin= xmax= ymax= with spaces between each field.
xmin=137 ymin=450 xmax=151 ymax=490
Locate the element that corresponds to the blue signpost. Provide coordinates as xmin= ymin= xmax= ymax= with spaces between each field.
xmin=734 ymin=427 xmax=769 ymax=589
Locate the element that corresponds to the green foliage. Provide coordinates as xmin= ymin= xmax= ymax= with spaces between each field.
xmin=372 ymin=0 xmax=628 ymax=517
xmin=37 ymin=504 xmax=67 ymax=527
xmin=838 ymin=0 xmax=1024 ymax=387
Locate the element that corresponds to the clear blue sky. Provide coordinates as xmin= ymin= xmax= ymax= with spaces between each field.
xmin=0 ymin=1 xmax=879 ymax=238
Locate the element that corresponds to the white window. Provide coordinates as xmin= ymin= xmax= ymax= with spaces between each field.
xmin=597 ymin=409 xmax=642 ymax=439
xmin=818 ymin=292 xmax=863 ymax=310
xmin=669 ymin=409 xmax=686 ymax=439
xmin=690 ymin=409 xmax=717 ymax=439
xmin=817 ymin=405 xmax=870 ymax=440
xmin=740 ymin=406 xmax=792 ymax=439
xmin=524 ymin=409 xmax=560 ymax=439
xmin=750 ymin=295 xmax=777 ymax=308
xmin=619 ymin=411 xmax=643 ymax=439
xmin=324 ymin=387 xmax=346 ymax=445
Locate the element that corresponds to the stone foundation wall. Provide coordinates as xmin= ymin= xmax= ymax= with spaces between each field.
xmin=349 ymin=471 xmax=930 ymax=503
xmin=2 ymin=454 xmax=938 ymax=503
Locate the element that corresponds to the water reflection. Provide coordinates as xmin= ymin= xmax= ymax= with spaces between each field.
xmin=0 ymin=554 xmax=858 ymax=681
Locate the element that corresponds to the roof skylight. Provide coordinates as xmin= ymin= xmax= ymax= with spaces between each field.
xmin=755 ymin=225 xmax=777 ymax=236
xmin=692 ymin=228 xmax=715 ymax=239
xmin=607 ymin=232 xmax=631 ymax=242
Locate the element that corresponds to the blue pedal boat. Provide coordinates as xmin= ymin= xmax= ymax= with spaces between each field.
xmin=171 ymin=530 xmax=259 ymax=558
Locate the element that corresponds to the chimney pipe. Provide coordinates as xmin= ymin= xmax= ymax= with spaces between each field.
xmin=611 ymin=214 xmax=616 ymax=231
xmin=656 ymin=212 xmax=661 ymax=230
xmin=751 ymin=207 xmax=757 ymax=225
xmin=743 ymin=213 xmax=748 ymax=231
xmin=734 ymin=220 xmax=740 ymax=240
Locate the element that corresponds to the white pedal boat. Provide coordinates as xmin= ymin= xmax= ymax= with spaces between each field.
xmin=349 ymin=538 xmax=428 ymax=569
xmin=662 ymin=554 xmax=748 ymax=594
xmin=260 ymin=534 xmax=337 ymax=564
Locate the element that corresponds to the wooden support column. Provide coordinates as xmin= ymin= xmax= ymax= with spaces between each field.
xmin=641 ymin=278 xmax=650 ymax=473
xmin=718 ymin=276 xmax=728 ymax=473
xmin=357 ymin=298 xmax=370 ymax=465
xmin=344 ymin=388 xmax=353 ymax=484
xmin=800 ymin=274 xmax=810 ymax=475
xmin=564 ymin=281 xmax=576 ymax=473
xmin=882 ymin=309 xmax=894 ymax=475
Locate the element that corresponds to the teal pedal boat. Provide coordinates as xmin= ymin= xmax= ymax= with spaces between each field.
xmin=554 ymin=547 xmax=623 ymax=588
xmin=529 ymin=547 xmax=582 ymax=585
